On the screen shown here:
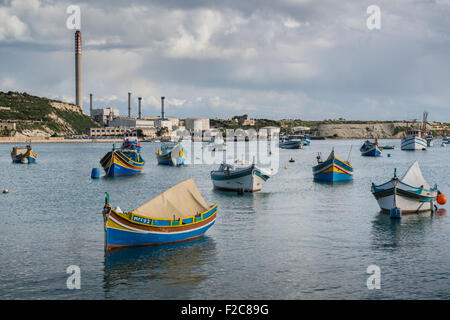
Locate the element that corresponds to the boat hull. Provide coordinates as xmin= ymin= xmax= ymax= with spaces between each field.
xmin=100 ymin=151 xmax=145 ymax=176
xmin=312 ymin=157 xmax=353 ymax=182
xmin=279 ymin=140 xmax=302 ymax=149
xmin=401 ymin=136 xmax=427 ymax=150
xmin=12 ymin=155 xmax=37 ymax=164
xmin=371 ymin=180 xmax=437 ymax=213
xmin=105 ymin=205 xmax=217 ymax=251
xmin=211 ymin=165 xmax=270 ymax=192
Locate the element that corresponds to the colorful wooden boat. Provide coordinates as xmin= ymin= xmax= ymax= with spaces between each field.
xmin=371 ymin=161 xmax=438 ymax=214
xmin=11 ymin=145 xmax=38 ymax=164
xmin=210 ymin=160 xmax=271 ymax=192
xmin=100 ymin=135 xmax=145 ymax=176
xmin=360 ymin=139 xmax=382 ymax=157
xmin=156 ymin=143 xmax=186 ymax=166
xmin=102 ymin=178 xmax=218 ymax=251
xmin=302 ymin=135 xmax=311 ymax=146
xmin=312 ymin=149 xmax=354 ymax=182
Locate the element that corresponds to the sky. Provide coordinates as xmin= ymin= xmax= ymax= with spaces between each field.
xmin=1 ymin=0 xmax=450 ymax=121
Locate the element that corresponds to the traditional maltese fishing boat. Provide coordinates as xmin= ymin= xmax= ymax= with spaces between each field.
xmin=100 ymin=135 xmax=145 ymax=176
xmin=360 ymin=139 xmax=382 ymax=157
xmin=312 ymin=149 xmax=354 ymax=182
xmin=371 ymin=161 xmax=440 ymax=214
xmin=102 ymin=178 xmax=218 ymax=251
xmin=210 ymin=160 xmax=271 ymax=192
xmin=11 ymin=145 xmax=38 ymax=164
xmin=156 ymin=143 xmax=186 ymax=166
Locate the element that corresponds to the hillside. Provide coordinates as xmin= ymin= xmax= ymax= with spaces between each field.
xmin=0 ymin=91 xmax=99 ymax=137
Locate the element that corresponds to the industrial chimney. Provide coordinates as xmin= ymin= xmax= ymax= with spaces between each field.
xmin=75 ymin=30 xmax=82 ymax=108
xmin=161 ymin=96 xmax=165 ymax=120
xmin=89 ymin=93 xmax=93 ymax=116
xmin=128 ymin=92 xmax=131 ymax=118
xmin=138 ymin=97 xmax=142 ymax=119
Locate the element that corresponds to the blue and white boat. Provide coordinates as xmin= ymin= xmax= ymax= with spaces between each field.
xmin=360 ymin=140 xmax=382 ymax=157
xmin=401 ymin=129 xmax=427 ymax=150
xmin=156 ymin=143 xmax=186 ymax=166
xmin=102 ymin=178 xmax=217 ymax=251
xmin=443 ymin=135 xmax=449 ymax=144
xmin=210 ymin=160 xmax=271 ymax=192
xmin=371 ymin=161 xmax=438 ymax=214
xmin=279 ymin=137 xmax=302 ymax=149
xmin=312 ymin=149 xmax=354 ymax=182
xmin=426 ymin=132 xmax=434 ymax=147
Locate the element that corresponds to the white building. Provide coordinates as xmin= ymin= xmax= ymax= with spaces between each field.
xmin=185 ymin=118 xmax=210 ymax=131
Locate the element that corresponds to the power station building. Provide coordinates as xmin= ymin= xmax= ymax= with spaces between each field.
xmin=91 ymin=107 xmax=120 ymax=126
xmin=185 ymin=118 xmax=210 ymax=131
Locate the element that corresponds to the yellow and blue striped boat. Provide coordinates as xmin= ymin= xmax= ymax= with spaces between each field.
xmin=100 ymin=136 xmax=145 ymax=176
xmin=312 ymin=149 xmax=354 ymax=182
xmin=11 ymin=145 xmax=38 ymax=164
xmin=102 ymin=178 xmax=217 ymax=251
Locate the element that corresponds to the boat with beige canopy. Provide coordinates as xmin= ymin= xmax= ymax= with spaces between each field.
xmin=102 ymin=178 xmax=218 ymax=251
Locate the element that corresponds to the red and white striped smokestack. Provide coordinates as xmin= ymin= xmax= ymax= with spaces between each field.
xmin=75 ymin=30 xmax=82 ymax=108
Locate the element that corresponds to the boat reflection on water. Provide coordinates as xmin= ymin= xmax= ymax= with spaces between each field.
xmin=370 ymin=211 xmax=438 ymax=250
xmin=103 ymin=236 xmax=216 ymax=299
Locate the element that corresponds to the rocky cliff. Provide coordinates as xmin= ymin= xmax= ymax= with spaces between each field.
xmin=0 ymin=91 xmax=98 ymax=137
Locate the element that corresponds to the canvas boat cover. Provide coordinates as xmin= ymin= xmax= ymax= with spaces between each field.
xmin=400 ymin=161 xmax=430 ymax=189
xmin=132 ymin=178 xmax=210 ymax=219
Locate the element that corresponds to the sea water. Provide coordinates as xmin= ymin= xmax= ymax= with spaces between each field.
xmin=0 ymin=139 xmax=449 ymax=299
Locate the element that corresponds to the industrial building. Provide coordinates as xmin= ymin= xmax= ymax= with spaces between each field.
xmin=91 ymin=107 xmax=120 ymax=126
xmin=108 ymin=117 xmax=155 ymax=128
xmin=185 ymin=118 xmax=210 ymax=131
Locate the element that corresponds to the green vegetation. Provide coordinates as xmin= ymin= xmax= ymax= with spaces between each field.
xmin=0 ymin=91 xmax=99 ymax=136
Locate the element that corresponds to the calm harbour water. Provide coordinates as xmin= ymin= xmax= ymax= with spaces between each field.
xmin=0 ymin=139 xmax=449 ymax=299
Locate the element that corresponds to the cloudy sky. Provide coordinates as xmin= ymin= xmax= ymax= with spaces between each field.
xmin=1 ymin=0 xmax=450 ymax=121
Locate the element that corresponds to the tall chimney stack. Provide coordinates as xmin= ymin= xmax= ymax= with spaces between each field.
xmin=161 ymin=96 xmax=165 ymax=120
xmin=128 ymin=92 xmax=131 ymax=118
xmin=138 ymin=97 xmax=142 ymax=119
xmin=75 ymin=30 xmax=82 ymax=108
xmin=89 ymin=93 xmax=93 ymax=116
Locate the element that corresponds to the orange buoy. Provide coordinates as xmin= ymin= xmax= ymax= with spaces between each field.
xmin=437 ymin=192 xmax=447 ymax=205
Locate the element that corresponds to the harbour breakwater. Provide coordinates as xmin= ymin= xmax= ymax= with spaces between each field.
xmin=314 ymin=122 xmax=449 ymax=139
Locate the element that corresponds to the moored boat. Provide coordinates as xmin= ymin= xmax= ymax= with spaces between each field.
xmin=401 ymin=112 xmax=429 ymax=151
xmin=100 ymin=135 xmax=145 ymax=176
xmin=371 ymin=161 xmax=438 ymax=214
xmin=426 ymin=132 xmax=434 ymax=147
xmin=210 ymin=160 xmax=271 ymax=192
xmin=11 ymin=145 xmax=38 ymax=164
xmin=279 ymin=137 xmax=302 ymax=149
xmin=102 ymin=178 xmax=217 ymax=251
xmin=401 ymin=130 xmax=427 ymax=150
xmin=312 ymin=149 xmax=354 ymax=182
xmin=360 ymin=139 xmax=382 ymax=157
xmin=156 ymin=143 xmax=186 ymax=166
